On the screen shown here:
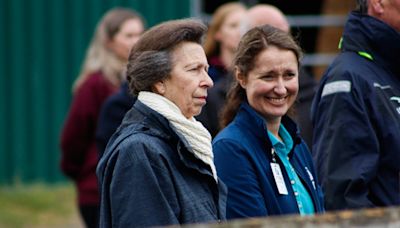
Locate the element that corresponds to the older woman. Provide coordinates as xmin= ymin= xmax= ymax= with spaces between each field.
xmin=213 ymin=25 xmax=324 ymax=219
xmin=96 ymin=19 xmax=227 ymax=227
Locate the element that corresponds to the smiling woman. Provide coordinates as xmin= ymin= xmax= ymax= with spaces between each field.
xmin=238 ymin=45 xmax=299 ymax=127
xmin=96 ymin=19 xmax=226 ymax=227
xmin=212 ymin=25 xmax=325 ymax=219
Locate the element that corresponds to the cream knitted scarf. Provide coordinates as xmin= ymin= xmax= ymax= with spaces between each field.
xmin=138 ymin=91 xmax=217 ymax=182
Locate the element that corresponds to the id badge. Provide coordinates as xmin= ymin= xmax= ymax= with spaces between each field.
xmin=270 ymin=162 xmax=288 ymax=195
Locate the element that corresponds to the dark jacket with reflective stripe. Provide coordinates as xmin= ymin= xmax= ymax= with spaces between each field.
xmin=97 ymin=101 xmax=227 ymax=227
xmin=311 ymin=11 xmax=400 ymax=210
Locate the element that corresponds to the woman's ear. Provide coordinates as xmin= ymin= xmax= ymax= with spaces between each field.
xmin=235 ymin=67 xmax=246 ymax=89
xmin=369 ymin=0 xmax=384 ymax=15
xmin=153 ymin=81 xmax=166 ymax=95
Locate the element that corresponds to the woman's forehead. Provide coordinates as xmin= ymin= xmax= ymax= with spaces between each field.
xmin=171 ymin=42 xmax=207 ymax=65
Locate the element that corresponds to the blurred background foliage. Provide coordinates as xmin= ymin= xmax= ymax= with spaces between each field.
xmin=0 ymin=183 xmax=80 ymax=227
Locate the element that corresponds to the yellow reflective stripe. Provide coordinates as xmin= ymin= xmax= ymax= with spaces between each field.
xmin=340 ymin=37 xmax=373 ymax=60
xmin=338 ymin=37 xmax=343 ymax=49
xmin=358 ymin=51 xmax=373 ymax=60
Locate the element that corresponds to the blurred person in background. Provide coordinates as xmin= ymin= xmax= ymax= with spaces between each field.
xmin=59 ymin=8 xmax=144 ymax=228
xmin=312 ymin=0 xmax=400 ymax=210
xmin=96 ymin=82 xmax=136 ymax=156
xmin=213 ymin=25 xmax=324 ymax=219
xmin=96 ymin=19 xmax=227 ymax=227
xmin=197 ymin=2 xmax=246 ymax=137
xmin=96 ymin=19 xmax=146 ymax=156
xmin=203 ymin=2 xmax=246 ymax=82
xmin=247 ymin=4 xmax=290 ymax=31
xmin=246 ymin=4 xmax=317 ymax=149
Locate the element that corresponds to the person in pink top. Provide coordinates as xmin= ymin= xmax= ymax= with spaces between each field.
xmin=60 ymin=7 xmax=144 ymax=228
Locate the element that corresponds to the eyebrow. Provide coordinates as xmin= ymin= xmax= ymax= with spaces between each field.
xmin=255 ymin=69 xmax=274 ymax=75
xmin=183 ymin=62 xmax=209 ymax=69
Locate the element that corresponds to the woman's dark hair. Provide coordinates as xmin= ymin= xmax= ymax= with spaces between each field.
xmin=127 ymin=19 xmax=207 ymax=95
xmin=356 ymin=0 xmax=369 ymax=14
xmin=220 ymin=24 xmax=302 ymax=128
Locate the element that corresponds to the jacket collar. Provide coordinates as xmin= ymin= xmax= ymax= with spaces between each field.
xmin=123 ymin=101 xmax=216 ymax=180
xmin=120 ymin=100 xmax=174 ymax=140
xmin=342 ymin=11 xmax=400 ymax=76
xmin=235 ymin=102 xmax=302 ymax=149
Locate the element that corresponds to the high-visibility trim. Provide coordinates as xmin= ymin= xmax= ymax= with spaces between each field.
xmin=321 ymin=80 xmax=352 ymax=97
xmin=358 ymin=51 xmax=373 ymax=60
xmin=338 ymin=37 xmax=343 ymax=49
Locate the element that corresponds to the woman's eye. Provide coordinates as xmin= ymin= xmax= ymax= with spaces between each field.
xmin=285 ymin=72 xmax=296 ymax=78
xmin=261 ymin=75 xmax=274 ymax=80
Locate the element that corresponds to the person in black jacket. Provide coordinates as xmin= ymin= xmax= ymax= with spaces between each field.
xmin=96 ymin=82 xmax=136 ymax=156
xmin=312 ymin=0 xmax=400 ymax=210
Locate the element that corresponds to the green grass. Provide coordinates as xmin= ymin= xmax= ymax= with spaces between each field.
xmin=0 ymin=183 xmax=82 ymax=228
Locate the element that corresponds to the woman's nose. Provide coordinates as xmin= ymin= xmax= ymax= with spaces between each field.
xmin=203 ymin=71 xmax=214 ymax=88
xmin=274 ymin=79 xmax=287 ymax=95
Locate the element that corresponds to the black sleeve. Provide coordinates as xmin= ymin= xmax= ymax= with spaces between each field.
xmin=96 ymin=92 xmax=135 ymax=156
xmin=312 ymin=77 xmax=378 ymax=210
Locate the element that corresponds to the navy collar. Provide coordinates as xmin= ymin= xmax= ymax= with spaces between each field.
xmin=124 ymin=101 xmax=216 ymax=180
xmin=235 ymin=102 xmax=303 ymax=148
xmin=342 ymin=11 xmax=400 ymax=76
xmin=120 ymin=100 xmax=176 ymax=141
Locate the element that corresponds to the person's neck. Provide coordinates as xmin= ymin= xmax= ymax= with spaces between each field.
xmin=267 ymin=120 xmax=282 ymax=142
xmin=219 ymin=47 xmax=234 ymax=70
